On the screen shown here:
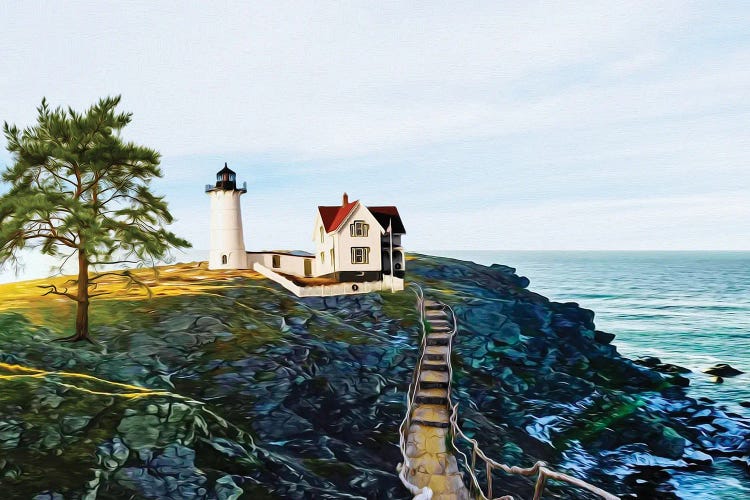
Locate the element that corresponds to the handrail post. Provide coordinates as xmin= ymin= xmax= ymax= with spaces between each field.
xmin=533 ymin=471 xmax=548 ymax=500
xmin=487 ymin=462 xmax=493 ymax=499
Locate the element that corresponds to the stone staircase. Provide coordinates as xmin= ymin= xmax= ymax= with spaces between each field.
xmin=403 ymin=299 xmax=470 ymax=499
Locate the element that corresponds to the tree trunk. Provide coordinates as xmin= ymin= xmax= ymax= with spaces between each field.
xmin=72 ymin=251 xmax=91 ymax=342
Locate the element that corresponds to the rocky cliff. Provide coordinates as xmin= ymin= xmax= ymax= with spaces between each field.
xmin=0 ymin=255 xmax=747 ymax=499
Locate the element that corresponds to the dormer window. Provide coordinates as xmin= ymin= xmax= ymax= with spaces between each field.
xmin=350 ymin=220 xmax=369 ymax=237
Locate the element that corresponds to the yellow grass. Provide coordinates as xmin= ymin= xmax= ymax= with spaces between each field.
xmin=0 ymin=261 xmax=266 ymax=315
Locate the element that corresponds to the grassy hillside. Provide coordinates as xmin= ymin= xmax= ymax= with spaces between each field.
xmin=0 ymin=260 xmax=421 ymax=499
xmin=0 ymin=263 xmax=267 ymax=338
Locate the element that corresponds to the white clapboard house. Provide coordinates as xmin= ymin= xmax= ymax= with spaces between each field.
xmin=313 ymin=193 xmax=405 ymax=282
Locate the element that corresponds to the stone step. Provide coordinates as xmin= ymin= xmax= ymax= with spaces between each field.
xmin=415 ymin=387 xmax=449 ymax=406
xmin=428 ymin=322 xmax=451 ymax=331
xmin=428 ymin=318 xmax=450 ymax=325
xmin=420 ymin=380 xmax=449 ymax=390
xmin=411 ymin=419 xmax=450 ymax=429
xmin=426 ymin=336 xmax=450 ymax=347
xmin=419 ymin=370 xmax=449 ymax=389
xmin=429 ymin=327 xmax=452 ymax=334
xmin=420 ymin=370 xmax=449 ymax=383
xmin=429 ymin=325 xmax=451 ymax=331
xmin=411 ymin=405 xmax=450 ymax=428
xmin=424 ymin=300 xmax=442 ymax=310
xmin=425 ymin=310 xmax=447 ymax=318
xmin=425 ymin=345 xmax=450 ymax=356
xmin=425 ymin=352 xmax=447 ymax=362
xmin=426 ymin=320 xmax=449 ymax=327
xmin=421 ymin=362 xmax=449 ymax=372
xmin=426 ymin=316 xmax=448 ymax=324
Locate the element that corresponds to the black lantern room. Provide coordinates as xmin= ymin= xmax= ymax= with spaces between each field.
xmin=206 ymin=163 xmax=247 ymax=193
xmin=216 ymin=163 xmax=237 ymax=189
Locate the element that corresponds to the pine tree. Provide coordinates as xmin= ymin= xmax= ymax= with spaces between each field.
xmin=0 ymin=96 xmax=190 ymax=342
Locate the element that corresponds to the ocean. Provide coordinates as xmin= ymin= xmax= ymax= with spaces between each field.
xmin=434 ymin=251 xmax=750 ymax=415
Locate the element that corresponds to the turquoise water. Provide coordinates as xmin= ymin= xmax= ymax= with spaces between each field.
xmin=434 ymin=251 xmax=750 ymax=414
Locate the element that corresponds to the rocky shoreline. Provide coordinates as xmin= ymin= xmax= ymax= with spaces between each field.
xmin=0 ymin=255 xmax=748 ymax=498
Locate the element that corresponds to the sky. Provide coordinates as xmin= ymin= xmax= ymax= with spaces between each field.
xmin=1 ymin=1 xmax=749 ymax=281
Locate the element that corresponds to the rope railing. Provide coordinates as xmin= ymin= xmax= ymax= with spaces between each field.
xmin=440 ymin=304 xmax=619 ymax=500
xmin=398 ymin=286 xmax=617 ymax=499
xmin=447 ymin=405 xmax=619 ymax=500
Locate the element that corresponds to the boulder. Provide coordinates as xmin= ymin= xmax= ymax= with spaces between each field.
xmin=634 ymin=356 xmax=661 ymax=368
xmin=0 ymin=420 xmax=23 ymax=449
xmin=96 ymin=437 xmax=131 ymax=471
xmin=61 ymin=415 xmax=92 ymax=434
xmin=116 ymin=414 xmax=161 ymax=450
xmin=703 ymin=364 xmax=745 ymax=377
xmin=215 ymin=475 xmax=243 ymax=500
xmin=656 ymin=426 xmax=687 ymax=459
xmin=594 ymin=330 xmax=616 ymax=344
xmin=668 ymin=374 xmax=691 ymax=387
xmin=491 ymin=321 xmax=521 ymax=346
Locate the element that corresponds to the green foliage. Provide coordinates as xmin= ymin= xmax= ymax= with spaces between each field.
xmin=0 ymin=96 xmax=190 ymax=271
xmin=0 ymin=96 xmax=190 ymax=339
xmin=0 ymin=312 xmax=32 ymax=333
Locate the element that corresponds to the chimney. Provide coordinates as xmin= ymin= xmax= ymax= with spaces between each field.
xmin=342 ymin=192 xmax=349 ymax=206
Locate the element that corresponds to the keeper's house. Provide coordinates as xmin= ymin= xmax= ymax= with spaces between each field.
xmin=313 ymin=193 xmax=405 ymax=282
xmin=205 ymin=164 xmax=406 ymax=296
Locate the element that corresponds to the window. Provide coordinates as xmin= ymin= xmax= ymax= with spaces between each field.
xmin=350 ymin=220 xmax=369 ymax=237
xmin=351 ymin=247 xmax=370 ymax=264
xmin=272 ymin=255 xmax=281 ymax=268
xmin=320 ymin=252 xmax=325 ymax=263
xmin=320 ymin=226 xmax=324 ymax=243
xmin=330 ymin=248 xmax=335 ymax=263
xmin=221 ymin=255 xmax=227 ymax=265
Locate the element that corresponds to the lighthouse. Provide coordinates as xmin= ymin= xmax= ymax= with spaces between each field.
xmin=205 ymin=163 xmax=248 ymax=270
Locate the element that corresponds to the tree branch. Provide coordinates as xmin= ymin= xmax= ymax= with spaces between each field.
xmin=38 ymin=284 xmax=79 ymax=302
xmin=21 ymin=229 xmax=77 ymax=248
xmin=91 ymin=259 xmax=139 ymax=266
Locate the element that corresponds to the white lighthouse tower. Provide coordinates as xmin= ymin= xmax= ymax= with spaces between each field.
xmin=205 ymin=163 xmax=248 ymax=270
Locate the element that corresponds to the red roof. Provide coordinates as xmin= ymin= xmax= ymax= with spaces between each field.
xmin=318 ymin=200 xmax=359 ymax=232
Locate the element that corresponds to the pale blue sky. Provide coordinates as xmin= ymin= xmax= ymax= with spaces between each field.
xmin=1 ymin=1 xmax=749 ymax=281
